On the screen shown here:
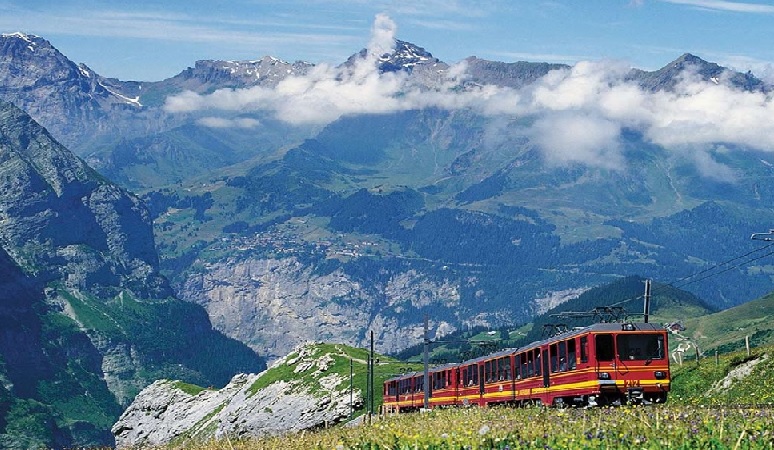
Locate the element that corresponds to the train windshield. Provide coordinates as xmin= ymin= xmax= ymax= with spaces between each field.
xmin=617 ymin=334 xmax=665 ymax=361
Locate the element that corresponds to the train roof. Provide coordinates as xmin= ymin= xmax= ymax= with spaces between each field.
xmin=458 ymin=347 xmax=519 ymax=367
xmin=516 ymin=322 xmax=666 ymax=352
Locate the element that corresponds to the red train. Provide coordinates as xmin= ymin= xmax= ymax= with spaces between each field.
xmin=383 ymin=322 xmax=670 ymax=412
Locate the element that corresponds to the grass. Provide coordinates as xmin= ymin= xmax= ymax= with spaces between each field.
xmin=172 ymin=381 xmax=209 ymax=396
xmin=669 ymin=346 xmax=774 ymax=406
xmin=151 ymin=405 xmax=774 ymax=449
xmin=683 ymin=293 xmax=774 ymax=353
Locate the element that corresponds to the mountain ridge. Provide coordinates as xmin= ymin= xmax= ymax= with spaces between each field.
xmin=0 ymin=101 xmax=265 ymax=448
xmin=2 ymin=30 xmax=768 ymax=157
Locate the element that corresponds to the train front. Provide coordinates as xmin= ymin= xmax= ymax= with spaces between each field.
xmin=589 ymin=322 xmax=670 ymax=405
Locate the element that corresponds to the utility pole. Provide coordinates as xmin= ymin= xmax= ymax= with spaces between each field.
xmin=366 ymin=352 xmax=370 ymax=422
xmin=349 ymin=358 xmax=353 ymax=420
xmin=369 ymin=330 xmax=374 ymax=417
xmin=423 ymin=315 xmax=429 ymax=410
xmin=643 ymin=279 xmax=651 ymax=323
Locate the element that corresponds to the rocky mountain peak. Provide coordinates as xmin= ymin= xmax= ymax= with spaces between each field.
xmin=378 ymin=39 xmax=440 ymax=72
xmin=630 ymin=52 xmax=768 ymax=93
xmin=0 ymin=31 xmax=147 ymax=151
xmin=0 ymin=31 xmax=85 ymax=89
xmin=343 ymin=39 xmax=443 ymax=74
xmin=170 ymin=56 xmax=314 ymax=89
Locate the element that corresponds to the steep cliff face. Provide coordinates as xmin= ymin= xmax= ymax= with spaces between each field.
xmin=178 ymin=256 xmax=461 ymax=362
xmin=0 ymin=100 xmax=265 ymax=448
xmin=113 ymin=343 xmax=363 ymax=448
xmin=0 ymin=100 xmax=167 ymax=297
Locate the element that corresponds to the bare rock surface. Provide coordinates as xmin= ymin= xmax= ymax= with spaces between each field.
xmin=113 ymin=342 xmax=362 ymax=448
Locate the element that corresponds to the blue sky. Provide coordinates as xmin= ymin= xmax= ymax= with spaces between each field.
xmin=1 ymin=0 xmax=774 ymax=81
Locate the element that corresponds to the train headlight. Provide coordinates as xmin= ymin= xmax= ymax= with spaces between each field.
xmin=597 ymin=372 xmax=610 ymax=380
xmin=622 ymin=323 xmax=636 ymax=331
xmin=654 ymin=371 xmax=666 ymax=379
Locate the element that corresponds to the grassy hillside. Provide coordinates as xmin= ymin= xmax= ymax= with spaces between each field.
xmin=670 ymin=346 xmax=774 ymax=406
xmin=682 ymin=292 xmax=774 ymax=354
xmin=246 ymin=343 xmax=422 ymax=417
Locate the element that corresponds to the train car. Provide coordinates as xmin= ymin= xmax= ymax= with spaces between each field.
xmin=383 ymin=321 xmax=670 ymax=413
xmin=457 ymin=349 xmax=519 ymax=407
xmin=383 ymin=363 xmax=460 ymax=413
xmin=383 ymin=371 xmax=423 ymax=413
xmin=505 ymin=322 xmax=671 ymax=406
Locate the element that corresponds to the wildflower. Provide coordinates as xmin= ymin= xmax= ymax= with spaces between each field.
xmin=478 ymin=425 xmax=490 ymax=436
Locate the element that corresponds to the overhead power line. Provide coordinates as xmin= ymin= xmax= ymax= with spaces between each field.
xmin=608 ymin=240 xmax=774 ymax=309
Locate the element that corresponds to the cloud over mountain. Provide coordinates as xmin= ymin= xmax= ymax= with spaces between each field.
xmin=164 ymin=14 xmax=774 ymax=174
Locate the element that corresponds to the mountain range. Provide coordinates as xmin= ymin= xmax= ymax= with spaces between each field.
xmin=2 ymin=31 xmax=774 ymax=445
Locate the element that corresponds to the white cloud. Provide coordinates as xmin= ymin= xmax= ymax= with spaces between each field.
xmin=196 ymin=117 xmax=260 ymax=128
xmin=165 ymin=14 xmax=774 ymax=176
xmin=691 ymin=148 xmax=738 ymax=182
xmin=661 ymin=0 xmax=774 ymax=13
xmin=529 ymin=113 xmax=625 ymax=170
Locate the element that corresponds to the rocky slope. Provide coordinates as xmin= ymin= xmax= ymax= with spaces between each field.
xmin=0 ymin=100 xmax=264 ymax=448
xmin=180 ymin=255 xmax=461 ymax=362
xmin=113 ymin=342 xmax=363 ymax=448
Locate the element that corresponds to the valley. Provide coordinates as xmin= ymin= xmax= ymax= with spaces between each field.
xmin=2 ymin=26 xmax=774 ymax=448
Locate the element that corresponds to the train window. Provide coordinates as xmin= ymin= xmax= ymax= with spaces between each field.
xmin=534 ymin=349 xmax=542 ymax=376
xmin=434 ymin=371 xmax=444 ymax=389
xmin=467 ymin=365 xmax=478 ymax=386
xmin=558 ymin=341 xmax=567 ymax=371
xmin=550 ymin=343 xmax=558 ymax=373
xmin=580 ymin=336 xmax=589 ymax=363
xmin=567 ymin=339 xmax=577 ymax=369
xmin=515 ymin=354 xmax=522 ymax=379
xmin=617 ymin=334 xmax=665 ymax=360
xmin=485 ymin=360 xmax=495 ymax=382
xmin=527 ymin=351 xmax=534 ymax=377
xmin=596 ymin=334 xmax=615 ymax=361
xmin=498 ymin=357 xmax=511 ymax=380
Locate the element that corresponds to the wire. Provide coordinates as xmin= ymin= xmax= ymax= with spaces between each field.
xmin=673 ymin=245 xmax=774 ymax=290
xmin=608 ymin=241 xmax=774 ymax=309
xmin=671 ymin=241 xmax=774 ymax=289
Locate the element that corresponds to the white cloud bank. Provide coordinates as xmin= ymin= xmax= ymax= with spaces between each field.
xmin=165 ymin=14 xmax=774 ymax=173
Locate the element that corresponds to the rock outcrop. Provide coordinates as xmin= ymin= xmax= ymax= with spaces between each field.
xmin=113 ymin=342 xmax=363 ymax=448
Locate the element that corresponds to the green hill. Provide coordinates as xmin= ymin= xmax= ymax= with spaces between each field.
xmin=682 ymin=291 xmax=774 ymax=354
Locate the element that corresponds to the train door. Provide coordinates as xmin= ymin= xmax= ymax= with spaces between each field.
xmin=478 ymin=363 xmax=485 ymax=404
xmin=595 ymin=334 xmax=615 ymax=369
xmin=541 ymin=349 xmax=550 ymax=388
xmin=454 ymin=367 xmax=461 ymax=405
